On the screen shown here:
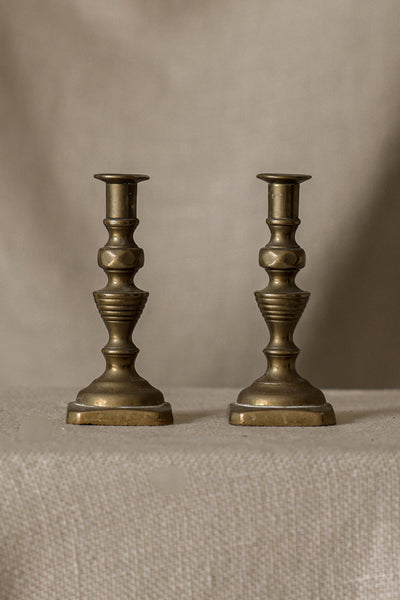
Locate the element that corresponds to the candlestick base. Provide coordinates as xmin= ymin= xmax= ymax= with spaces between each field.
xmin=230 ymin=379 xmax=335 ymax=426
xmin=66 ymin=401 xmax=173 ymax=426
xmin=68 ymin=374 xmax=172 ymax=425
xmin=229 ymin=402 xmax=335 ymax=427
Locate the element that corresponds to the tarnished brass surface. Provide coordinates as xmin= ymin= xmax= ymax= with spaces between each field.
xmin=229 ymin=173 xmax=335 ymax=426
xmin=67 ymin=174 xmax=173 ymax=425
xmin=229 ymin=403 xmax=335 ymax=427
xmin=67 ymin=403 xmax=173 ymax=426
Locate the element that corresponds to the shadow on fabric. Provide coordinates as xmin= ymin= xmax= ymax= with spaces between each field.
xmin=303 ymin=132 xmax=400 ymax=388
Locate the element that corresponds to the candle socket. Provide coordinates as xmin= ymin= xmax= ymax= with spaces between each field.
xmin=67 ymin=174 xmax=173 ymax=425
xmin=229 ymin=174 xmax=335 ymax=426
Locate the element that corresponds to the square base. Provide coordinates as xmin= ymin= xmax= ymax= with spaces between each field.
xmin=66 ymin=402 xmax=173 ymax=426
xmin=229 ymin=402 xmax=335 ymax=426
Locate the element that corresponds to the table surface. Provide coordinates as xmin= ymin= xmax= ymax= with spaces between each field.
xmin=1 ymin=388 xmax=400 ymax=600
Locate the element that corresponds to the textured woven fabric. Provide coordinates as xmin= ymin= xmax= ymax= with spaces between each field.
xmin=0 ymin=388 xmax=400 ymax=599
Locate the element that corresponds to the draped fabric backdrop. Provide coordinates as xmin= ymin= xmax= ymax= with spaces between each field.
xmin=1 ymin=0 xmax=399 ymax=389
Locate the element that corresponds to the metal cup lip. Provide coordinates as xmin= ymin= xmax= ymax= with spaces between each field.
xmin=94 ymin=173 xmax=150 ymax=184
xmin=257 ymin=173 xmax=311 ymax=184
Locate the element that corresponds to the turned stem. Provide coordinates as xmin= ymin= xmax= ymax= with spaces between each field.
xmin=94 ymin=175 xmax=149 ymax=383
xmin=256 ymin=174 xmax=310 ymax=383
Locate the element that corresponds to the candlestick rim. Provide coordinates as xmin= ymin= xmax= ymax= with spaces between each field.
xmin=257 ymin=173 xmax=311 ymax=184
xmin=94 ymin=174 xmax=150 ymax=184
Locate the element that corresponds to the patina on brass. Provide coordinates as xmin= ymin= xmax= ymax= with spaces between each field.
xmin=229 ymin=174 xmax=335 ymax=426
xmin=67 ymin=174 xmax=173 ymax=425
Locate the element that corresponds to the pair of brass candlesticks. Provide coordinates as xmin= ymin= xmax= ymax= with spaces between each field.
xmin=66 ymin=173 xmax=335 ymax=427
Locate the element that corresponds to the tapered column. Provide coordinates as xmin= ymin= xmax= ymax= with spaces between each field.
xmin=229 ymin=174 xmax=335 ymax=426
xmin=67 ymin=174 xmax=173 ymax=425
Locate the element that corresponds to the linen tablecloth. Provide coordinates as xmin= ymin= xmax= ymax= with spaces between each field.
xmin=0 ymin=388 xmax=399 ymax=599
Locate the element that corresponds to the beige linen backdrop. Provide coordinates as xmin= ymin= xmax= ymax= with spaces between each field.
xmin=1 ymin=0 xmax=400 ymax=390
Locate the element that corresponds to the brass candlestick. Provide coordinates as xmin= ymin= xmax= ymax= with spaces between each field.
xmin=229 ymin=174 xmax=335 ymax=426
xmin=67 ymin=174 xmax=173 ymax=425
